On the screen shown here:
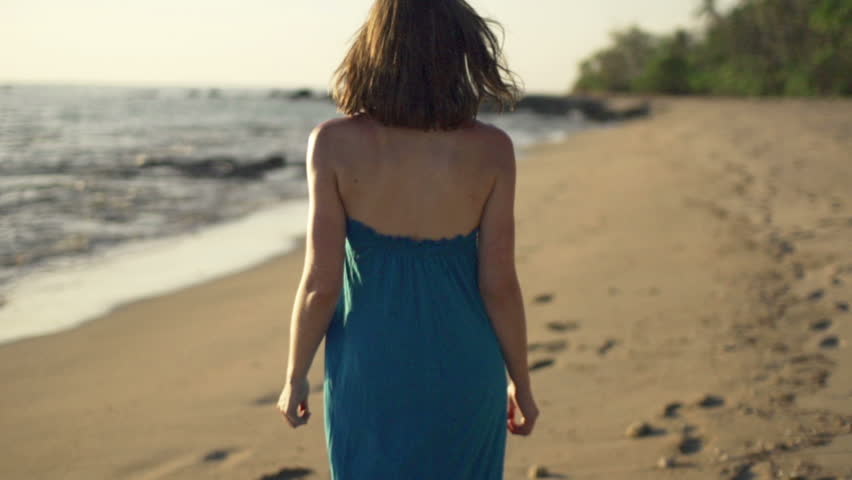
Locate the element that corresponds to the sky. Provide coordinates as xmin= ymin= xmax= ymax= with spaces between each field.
xmin=1 ymin=0 xmax=738 ymax=94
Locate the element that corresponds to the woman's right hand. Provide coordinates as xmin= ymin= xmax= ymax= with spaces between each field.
xmin=507 ymin=381 xmax=539 ymax=436
xmin=277 ymin=377 xmax=311 ymax=429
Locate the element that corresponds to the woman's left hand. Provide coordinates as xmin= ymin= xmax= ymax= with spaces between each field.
xmin=277 ymin=377 xmax=311 ymax=428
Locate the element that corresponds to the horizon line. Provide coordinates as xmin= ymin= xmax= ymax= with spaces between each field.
xmin=0 ymin=78 xmax=567 ymax=96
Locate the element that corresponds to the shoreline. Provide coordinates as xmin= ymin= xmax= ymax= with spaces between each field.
xmin=1 ymin=83 xmax=590 ymax=346
xmin=2 ymin=98 xmax=850 ymax=479
xmin=0 ymin=121 xmax=586 ymax=347
xmin=0 ymin=199 xmax=309 ymax=346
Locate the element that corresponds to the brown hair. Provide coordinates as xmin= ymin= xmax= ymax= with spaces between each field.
xmin=332 ymin=0 xmax=522 ymax=130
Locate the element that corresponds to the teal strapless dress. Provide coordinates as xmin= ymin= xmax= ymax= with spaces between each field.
xmin=323 ymin=216 xmax=508 ymax=479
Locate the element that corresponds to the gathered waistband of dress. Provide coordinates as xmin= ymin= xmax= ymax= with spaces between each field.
xmin=345 ymin=216 xmax=480 ymax=255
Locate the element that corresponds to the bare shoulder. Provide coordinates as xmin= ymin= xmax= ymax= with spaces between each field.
xmin=314 ymin=113 xmax=373 ymax=135
xmin=308 ymin=115 xmax=373 ymax=167
xmin=464 ymin=120 xmax=515 ymax=172
xmin=468 ymin=120 xmax=513 ymax=145
xmin=310 ymin=115 xmax=372 ymax=146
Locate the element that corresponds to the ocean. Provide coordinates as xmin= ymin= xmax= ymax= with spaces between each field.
xmin=0 ymin=83 xmax=589 ymax=345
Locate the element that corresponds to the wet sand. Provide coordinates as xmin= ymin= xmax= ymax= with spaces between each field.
xmin=1 ymin=98 xmax=850 ymax=479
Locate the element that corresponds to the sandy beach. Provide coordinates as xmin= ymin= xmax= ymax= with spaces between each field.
xmin=1 ymin=98 xmax=850 ymax=479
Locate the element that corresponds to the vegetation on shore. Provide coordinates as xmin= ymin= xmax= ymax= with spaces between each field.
xmin=573 ymin=0 xmax=851 ymax=96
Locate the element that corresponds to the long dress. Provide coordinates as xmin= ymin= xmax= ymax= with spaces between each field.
xmin=323 ymin=215 xmax=508 ymax=479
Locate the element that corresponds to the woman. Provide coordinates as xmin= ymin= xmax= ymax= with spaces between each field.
xmin=277 ymin=0 xmax=538 ymax=477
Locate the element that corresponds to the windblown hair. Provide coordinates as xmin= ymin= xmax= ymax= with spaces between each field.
xmin=332 ymin=0 xmax=522 ymax=130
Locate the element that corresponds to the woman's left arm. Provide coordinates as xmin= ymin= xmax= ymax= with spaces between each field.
xmin=278 ymin=124 xmax=347 ymax=428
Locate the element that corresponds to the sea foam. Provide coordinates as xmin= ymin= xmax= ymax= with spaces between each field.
xmin=0 ymin=199 xmax=308 ymax=345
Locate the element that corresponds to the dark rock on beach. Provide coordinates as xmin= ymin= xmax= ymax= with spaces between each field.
xmin=289 ymin=88 xmax=313 ymax=100
xmin=480 ymin=94 xmax=651 ymax=122
xmin=268 ymin=88 xmax=316 ymax=100
xmin=260 ymin=88 xmax=650 ymax=121
xmin=136 ymin=154 xmax=286 ymax=180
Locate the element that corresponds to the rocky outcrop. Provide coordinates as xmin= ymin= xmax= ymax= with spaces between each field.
xmin=136 ymin=154 xmax=286 ymax=180
xmin=259 ymin=89 xmax=650 ymax=121
xmin=481 ymin=94 xmax=651 ymax=121
xmin=289 ymin=89 xmax=313 ymax=100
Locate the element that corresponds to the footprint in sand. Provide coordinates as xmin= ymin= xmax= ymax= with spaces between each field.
xmin=678 ymin=432 xmax=703 ymax=455
xmin=202 ymin=449 xmax=234 ymax=462
xmin=662 ymin=402 xmax=683 ymax=418
xmin=836 ymin=301 xmax=849 ymax=313
xmin=810 ymin=318 xmax=833 ymax=331
xmin=126 ymin=448 xmax=255 ymax=479
xmin=720 ymin=462 xmax=758 ymax=480
xmin=258 ymin=467 xmax=314 ymax=479
xmin=770 ymin=237 xmax=796 ymax=260
xmin=625 ymin=421 xmax=665 ymax=438
xmin=546 ymin=320 xmax=579 ymax=332
xmin=819 ymin=335 xmax=841 ymax=349
xmin=254 ymin=393 xmax=278 ymax=406
xmin=528 ymin=339 xmax=568 ymax=353
xmin=597 ymin=338 xmax=618 ymax=356
xmin=200 ymin=447 xmax=255 ymax=470
xmin=694 ymin=394 xmax=725 ymax=408
xmin=529 ymin=358 xmax=556 ymax=371
xmin=533 ymin=293 xmax=554 ymax=304
xmin=128 ymin=454 xmax=200 ymax=480
xmin=769 ymin=392 xmax=796 ymax=407
xmin=808 ymin=289 xmax=825 ymax=301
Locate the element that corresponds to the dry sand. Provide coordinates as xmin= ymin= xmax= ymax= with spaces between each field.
xmin=1 ymin=98 xmax=850 ymax=479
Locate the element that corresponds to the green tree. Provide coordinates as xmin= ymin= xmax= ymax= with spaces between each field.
xmin=573 ymin=26 xmax=658 ymax=92
xmin=695 ymin=0 xmax=722 ymax=24
xmin=572 ymin=0 xmax=852 ymax=96
xmin=634 ymin=30 xmax=694 ymax=94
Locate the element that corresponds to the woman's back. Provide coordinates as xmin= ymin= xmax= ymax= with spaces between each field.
xmin=321 ymin=114 xmax=512 ymax=479
xmin=277 ymin=1 xmax=537 ymax=478
xmin=321 ymin=114 xmax=509 ymax=239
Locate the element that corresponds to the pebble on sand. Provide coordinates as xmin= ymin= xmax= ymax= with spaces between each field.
xmin=625 ymin=421 xmax=655 ymax=438
xmin=656 ymin=456 xmax=675 ymax=469
xmin=527 ymin=464 xmax=549 ymax=479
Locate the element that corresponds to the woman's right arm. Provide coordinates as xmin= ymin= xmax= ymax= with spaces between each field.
xmin=476 ymin=127 xmax=539 ymax=436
